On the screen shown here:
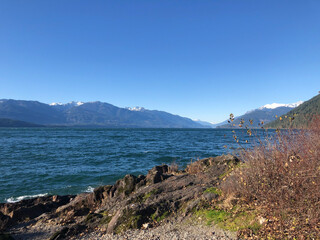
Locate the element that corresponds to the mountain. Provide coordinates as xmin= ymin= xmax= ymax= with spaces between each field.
xmin=194 ymin=120 xmax=216 ymax=128
xmin=50 ymin=101 xmax=84 ymax=111
xmin=266 ymin=94 xmax=320 ymax=128
xmin=0 ymin=99 xmax=66 ymax=125
xmin=217 ymin=101 xmax=303 ymax=128
xmin=0 ymin=118 xmax=43 ymax=127
xmin=0 ymin=99 xmax=203 ymax=128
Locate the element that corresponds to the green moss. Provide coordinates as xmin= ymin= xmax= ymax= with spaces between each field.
xmin=157 ymin=211 xmax=169 ymax=222
xmin=99 ymin=211 xmax=112 ymax=225
xmin=219 ymin=169 xmax=231 ymax=179
xmin=151 ymin=210 xmax=169 ymax=222
xmin=204 ymin=187 xmax=222 ymax=195
xmin=85 ymin=213 xmax=102 ymax=223
xmin=114 ymin=208 xmax=143 ymax=234
xmin=196 ymin=208 xmax=261 ymax=233
xmin=206 ymin=209 xmax=230 ymax=224
xmin=115 ymin=215 xmax=142 ymax=233
xmin=142 ymin=189 xmax=159 ymax=201
xmin=85 ymin=211 xmax=112 ymax=226
xmin=219 ymin=163 xmax=242 ymax=179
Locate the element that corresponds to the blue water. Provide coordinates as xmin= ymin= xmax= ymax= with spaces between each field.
xmin=0 ymin=128 xmax=266 ymax=203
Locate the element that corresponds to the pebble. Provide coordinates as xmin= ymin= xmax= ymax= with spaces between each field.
xmin=78 ymin=220 xmax=236 ymax=240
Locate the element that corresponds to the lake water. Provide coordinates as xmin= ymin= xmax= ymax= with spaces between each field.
xmin=0 ymin=128 xmax=266 ymax=203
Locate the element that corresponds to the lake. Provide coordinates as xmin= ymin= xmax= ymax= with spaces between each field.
xmin=0 ymin=128 xmax=268 ymax=203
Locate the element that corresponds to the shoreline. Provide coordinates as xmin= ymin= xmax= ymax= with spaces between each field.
xmin=0 ymin=154 xmax=239 ymax=240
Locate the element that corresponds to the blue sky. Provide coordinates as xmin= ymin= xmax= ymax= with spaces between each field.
xmin=0 ymin=1 xmax=319 ymax=123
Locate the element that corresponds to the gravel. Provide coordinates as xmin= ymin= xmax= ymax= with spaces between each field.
xmin=79 ymin=219 xmax=236 ymax=240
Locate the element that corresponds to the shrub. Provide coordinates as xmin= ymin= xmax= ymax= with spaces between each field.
xmin=168 ymin=161 xmax=179 ymax=173
xmin=185 ymin=158 xmax=204 ymax=174
xmin=221 ymin=116 xmax=320 ymax=238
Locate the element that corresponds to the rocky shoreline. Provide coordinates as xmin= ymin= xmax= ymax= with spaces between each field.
xmin=0 ymin=155 xmax=239 ymax=240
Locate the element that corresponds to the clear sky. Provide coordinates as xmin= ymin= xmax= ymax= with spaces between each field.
xmin=0 ymin=1 xmax=319 ymax=123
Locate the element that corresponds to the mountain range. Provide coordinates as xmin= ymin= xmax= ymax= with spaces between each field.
xmin=0 ymin=118 xmax=44 ymax=127
xmin=1 ymin=97 xmax=315 ymax=128
xmin=266 ymin=94 xmax=320 ymax=129
xmin=216 ymin=101 xmax=303 ymax=128
xmin=0 ymin=99 xmax=203 ymax=128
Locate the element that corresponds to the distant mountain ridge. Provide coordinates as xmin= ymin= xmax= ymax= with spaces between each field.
xmin=217 ymin=101 xmax=303 ymax=128
xmin=0 ymin=118 xmax=44 ymax=127
xmin=266 ymin=94 xmax=320 ymax=128
xmin=0 ymin=99 xmax=204 ymax=128
xmin=194 ymin=119 xmax=217 ymax=128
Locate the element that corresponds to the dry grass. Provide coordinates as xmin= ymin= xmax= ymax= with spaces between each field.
xmin=221 ymin=117 xmax=320 ymax=239
xmin=185 ymin=158 xmax=203 ymax=174
xmin=168 ymin=161 xmax=179 ymax=174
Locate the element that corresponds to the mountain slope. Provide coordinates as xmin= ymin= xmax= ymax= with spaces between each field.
xmin=217 ymin=101 xmax=302 ymax=128
xmin=0 ymin=118 xmax=43 ymax=127
xmin=0 ymin=99 xmax=65 ymax=124
xmin=0 ymin=99 xmax=203 ymax=128
xmin=266 ymin=94 xmax=320 ymax=128
xmin=194 ymin=120 xmax=216 ymax=128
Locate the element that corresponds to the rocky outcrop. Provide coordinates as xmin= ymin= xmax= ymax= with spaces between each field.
xmin=1 ymin=155 xmax=239 ymax=239
xmin=0 ymin=195 xmax=74 ymax=232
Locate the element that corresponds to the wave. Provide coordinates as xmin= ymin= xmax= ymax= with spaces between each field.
xmin=84 ymin=186 xmax=95 ymax=193
xmin=6 ymin=193 xmax=48 ymax=203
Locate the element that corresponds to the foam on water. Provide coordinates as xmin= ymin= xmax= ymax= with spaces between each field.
xmin=6 ymin=193 xmax=48 ymax=203
xmin=84 ymin=186 xmax=95 ymax=193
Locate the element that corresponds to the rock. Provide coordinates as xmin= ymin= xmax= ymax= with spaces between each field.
xmin=0 ymin=195 xmax=74 ymax=230
xmin=0 ymin=212 xmax=11 ymax=231
xmin=107 ymin=210 xmax=122 ymax=234
xmin=0 ymin=233 xmax=14 ymax=240
xmin=112 ymin=174 xmax=142 ymax=197
xmin=49 ymin=224 xmax=86 ymax=240
xmin=146 ymin=165 xmax=171 ymax=184
xmin=258 ymin=216 xmax=267 ymax=225
xmin=202 ymin=192 xmax=219 ymax=202
xmin=142 ymin=222 xmax=152 ymax=229
xmin=3 ymin=154 xmax=240 ymax=239
xmin=93 ymin=185 xmax=112 ymax=202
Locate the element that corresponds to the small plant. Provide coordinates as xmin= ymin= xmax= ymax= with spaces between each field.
xmin=204 ymin=187 xmax=222 ymax=196
xmin=196 ymin=207 xmax=260 ymax=233
xmin=168 ymin=161 xmax=179 ymax=173
xmin=185 ymin=158 xmax=203 ymax=174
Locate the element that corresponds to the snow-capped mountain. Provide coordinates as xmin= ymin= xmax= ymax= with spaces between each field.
xmin=0 ymin=99 xmax=204 ymax=128
xmin=50 ymin=101 xmax=84 ymax=107
xmin=259 ymin=101 xmax=303 ymax=110
xmin=50 ymin=101 xmax=84 ymax=111
xmin=217 ymin=101 xmax=303 ymax=128
xmin=266 ymin=94 xmax=320 ymax=128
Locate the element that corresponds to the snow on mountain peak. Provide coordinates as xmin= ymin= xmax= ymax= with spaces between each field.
xmin=259 ymin=101 xmax=303 ymax=110
xmin=49 ymin=102 xmax=63 ymax=106
xmin=73 ymin=101 xmax=84 ymax=106
xmin=194 ymin=119 xmax=216 ymax=125
xmin=50 ymin=101 xmax=84 ymax=106
xmin=126 ymin=107 xmax=145 ymax=111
